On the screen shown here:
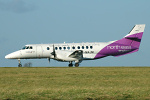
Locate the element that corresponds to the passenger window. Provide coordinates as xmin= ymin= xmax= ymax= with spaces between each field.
xmin=72 ymin=46 xmax=75 ymax=49
xmin=47 ymin=47 xmax=50 ymax=50
xmin=77 ymin=46 xmax=80 ymax=49
xmin=55 ymin=47 xmax=58 ymax=50
xmin=63 ymin=47 xmax=66 ymax=50
xmin=86 ymin=46 xmax=88 ymax=49
xmin=90 ymin=46 xmax=93 ymax=49
xmin=82 ymin=46 xmax=84 ymax=49
xmin=59 ymin=47 xmax=62 ymax=50
xmin=67 ymin=47 xmax=70 ymax=50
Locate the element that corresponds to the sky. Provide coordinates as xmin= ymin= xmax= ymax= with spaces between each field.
xmin=0 ymin=0 xmax=150 ymax=67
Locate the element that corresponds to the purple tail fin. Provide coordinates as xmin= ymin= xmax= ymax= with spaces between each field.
xmin=115 ymin=25 xmax=145 ymax=49
xmin=110 ymin=24 xmax=145 ymax=56
xmin=94 ymin=24 xmax=145 ymax=59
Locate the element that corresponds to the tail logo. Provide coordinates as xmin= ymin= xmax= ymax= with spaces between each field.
xmin=107 ymin=45 xmax=131 ymax=50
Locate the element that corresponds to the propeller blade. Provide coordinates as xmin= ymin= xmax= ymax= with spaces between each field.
xmin=51 ymin=44 xmax=56 ymax=58
xmin=48 ymin=58 xmax=50 ymax=63
xmin=53 ymin=45 xmax=56 ymax=58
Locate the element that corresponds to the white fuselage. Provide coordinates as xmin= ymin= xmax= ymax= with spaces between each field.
xmin=5 ymin=42 xmax=111 ymax=61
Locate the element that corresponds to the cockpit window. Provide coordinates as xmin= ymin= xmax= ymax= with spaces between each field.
xmin=29 ymin=46 xmax=33 ymax=49
xmin=22 ymin=46 xmax=33 ymax=50
xmin=26 ymin=46 xmax=29 ymax=49
xmin=22 ymin=46 xmax=26 ymax=50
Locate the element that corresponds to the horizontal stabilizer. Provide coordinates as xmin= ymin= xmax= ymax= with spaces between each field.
xmin=125 ymin=37 xmax=141 ymax=42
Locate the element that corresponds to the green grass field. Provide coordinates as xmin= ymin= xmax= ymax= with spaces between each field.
xmin=0 ymin=67 xmax=150 ymax=100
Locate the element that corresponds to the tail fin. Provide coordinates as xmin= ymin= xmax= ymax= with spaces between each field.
xmin=94 ymin=24 xmax=145 ymax=58
xmin=125 ymin=24 xmax=145 ymax=37
xmin=115 ymin=24 xmax=145 ymax=49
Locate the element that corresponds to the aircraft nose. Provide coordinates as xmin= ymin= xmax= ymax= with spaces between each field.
xmin=5 ymin=54 xmax=11 ymax=59
xmin=5 ymin=51 xmax=21 ymax=59
xmin=5 ymin=53 xmax=16 ymax=59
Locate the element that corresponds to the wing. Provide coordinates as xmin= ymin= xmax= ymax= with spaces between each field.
xmin=69 ymin=50 xmax=83 ymax=59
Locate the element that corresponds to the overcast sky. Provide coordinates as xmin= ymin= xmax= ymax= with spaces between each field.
xmin=1 ymin=0 xmax=150 ymax=67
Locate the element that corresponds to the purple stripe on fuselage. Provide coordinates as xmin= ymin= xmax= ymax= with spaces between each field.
xmin=94 ymin=32 xmax=143 ymax=59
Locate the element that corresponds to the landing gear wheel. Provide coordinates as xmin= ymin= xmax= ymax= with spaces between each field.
xmin=68 ymin=63 xmax=73 ymax=67
xmin=18 ymin=59 xmax=22 ymax=67
xmin=75 ymin=63 xmax=79 ymax=67
xmin=68 ymin=62 xmax=73 ymax=67
xmin=18 ymin=64 xmax=22 ymax=67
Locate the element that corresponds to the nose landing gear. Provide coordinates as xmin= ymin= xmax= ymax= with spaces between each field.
xmin=18 ymin=59 xmax=22 ymax=67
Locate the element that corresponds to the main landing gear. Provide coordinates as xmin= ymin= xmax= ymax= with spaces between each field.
xmin=18 ymin=59 xmax=22 ymax=67
xmin=68 ymin=62 xmax=73 ymax=67
xmin=68 ymin=62 xmax=79 ymax=67
xmin=75 ymin=63 xmax=79 ymax=67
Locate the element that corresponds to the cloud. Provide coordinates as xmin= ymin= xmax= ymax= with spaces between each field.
xmin=0 ymin=0 xmax=36 ymax=13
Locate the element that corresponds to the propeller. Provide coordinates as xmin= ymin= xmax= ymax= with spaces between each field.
xmin=48 ymin=44 xmax=56 ymax=63
xmin=48 ymin=58 xmax=50 ymax=63
xmin=51 ymin=44 xmax=56 ymax=58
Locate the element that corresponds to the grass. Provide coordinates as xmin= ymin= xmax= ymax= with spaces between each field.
xmin=0 ymin=67 xmax=150 ymax=100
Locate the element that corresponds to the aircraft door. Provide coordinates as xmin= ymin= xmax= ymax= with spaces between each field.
xmin=36 ymin=46 xmax=43 ymax=58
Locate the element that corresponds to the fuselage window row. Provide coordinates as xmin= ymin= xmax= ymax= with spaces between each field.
xmin=50 ymin=46 xmax=93 ymax=50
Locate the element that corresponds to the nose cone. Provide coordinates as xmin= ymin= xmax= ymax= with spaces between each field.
xmin=5 ymin=51 xmax=21 ymax=59
xmin=5 ymin=54 xmax=12 ymax=59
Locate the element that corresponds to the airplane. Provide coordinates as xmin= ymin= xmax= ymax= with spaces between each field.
xmin=5 ymin=24 xmax=145 ymax=67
